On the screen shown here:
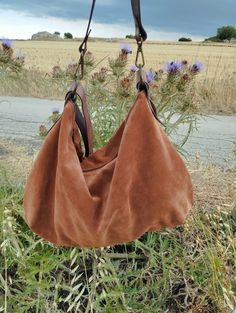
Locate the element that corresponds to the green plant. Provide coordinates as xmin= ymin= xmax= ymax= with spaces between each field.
xmin=217 ymin=25 xmax=236 ymax=41
xmin=0 ymin=171 xmax=235 ymax=312
xmin=40 ymin=45 xmax=202 ymax=154
xmin=0 ymin=39 xmax=25 ymax=76
xmin=178 ymin=37 xmax=192 ymax=42
xmin=64 ymin=33 xmax=73 ymax=39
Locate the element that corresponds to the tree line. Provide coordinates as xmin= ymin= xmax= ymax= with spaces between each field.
xmin=54 ymin=26 xmax=236 ymax=42
xmin=206 ymin=25 xmax=236 ymax=42
xmin=54 ymin=32 xmax=73 ymax=39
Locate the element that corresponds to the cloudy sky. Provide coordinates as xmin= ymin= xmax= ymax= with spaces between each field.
xmin=0 ymin=0 xmax=235 ymax=41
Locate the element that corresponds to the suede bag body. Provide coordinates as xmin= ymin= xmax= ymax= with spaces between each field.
xmin=23 ymin=91 xmax=193 ymax=247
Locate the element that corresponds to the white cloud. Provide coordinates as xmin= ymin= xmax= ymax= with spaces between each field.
xmin=0 ymin=9 xmax=204 ymax=41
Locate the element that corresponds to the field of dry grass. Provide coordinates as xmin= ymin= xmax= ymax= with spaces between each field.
xmin=2 ymin=40 xmax=236 ymax=113
xmin=13 ymin=40 xmax=236 ymax=77
xmin=1 ymin=136 xmax=235 ymax=312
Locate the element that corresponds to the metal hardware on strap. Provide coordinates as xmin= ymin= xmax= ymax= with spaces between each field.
xmin=74 ymin=0 xmax=96 ymax=80
xmin=131 ymin=0 xmax=147 ymax=42
xmin=135 ymin=39 xmax=145 ymax=68
xmin=131 ymin=0 xmax=147 ymax=69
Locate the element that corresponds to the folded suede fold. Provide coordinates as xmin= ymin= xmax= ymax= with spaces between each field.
xmin=23 ymin=91 xmax=193 ymax=248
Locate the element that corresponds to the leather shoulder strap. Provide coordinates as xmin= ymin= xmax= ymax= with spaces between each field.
xmin=75 ymin=84 xmax=94 ymax=156
xmin=131 ymin=0 xmax=147 ymax=41
xmin=65 ymin=82 xmax=94 ymax=157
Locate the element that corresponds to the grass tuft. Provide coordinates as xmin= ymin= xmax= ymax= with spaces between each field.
xmin=0 ymin=141 xmax=235 ymax=312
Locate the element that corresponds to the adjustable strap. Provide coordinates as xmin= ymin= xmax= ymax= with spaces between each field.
xmin=66 ymin=0 xmax=153 ymax=157
xmin=131 ymin=0 xmax=147 ymax=69
xmin=70 ymin=1 xmax=96 ymax=155
xmin=79 ymin=0 xmax=96 ymax=54
xmin=131 ymin=0 xmax=147 ymax=42
xmin=75 ymin=0 xmax=146 ymax=78
xmin=74 ymin=0 xmax=96 ymax=80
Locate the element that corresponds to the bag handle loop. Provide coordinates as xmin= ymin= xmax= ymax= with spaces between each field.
xmin=74 ymin=0 xmax=147 ymax=80
xmin=68 ymin=0 xmax=150 ymax=158
xmin=67 ymin=1 xmax=96 ymax=158
xmin=65 ymin=82 xmax=94 ymax=157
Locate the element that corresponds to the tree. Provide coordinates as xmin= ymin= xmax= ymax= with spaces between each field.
xmin=125 ymin=34 xmax=135 ymax=39
xmin=217 ymin=26 xmax=236 ymax=41
xmin=204 ymin=36 xmax=222 ymax=43
xmin=64 ymin=32 xmax=73 ymax=39
xmin=54 ymin=31 xmax=60 ymax=36
xmin=178 ymin=37 xmax=192 ymax=42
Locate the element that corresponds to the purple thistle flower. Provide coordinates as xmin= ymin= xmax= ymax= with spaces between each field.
xmin=146 ymin=69 xmax=154 ymax=83
xmin=67 ymin=58 xmax=77 ymax=66
xmin=120 ymin=42 xmax=132 ymax=54
xmin=15 ymin=51 xmax=25 ymax=61
xmin=2 ymin=39 xmax=12 ymax=48
xmin=130 ymin=64 xmax=138 ymax=72
xmin=165 ymin=61 xmax=183 ymax=74
xmin=190 ymin=61 xmax=204 ymax=73
xmin=51 ymin=106 xmax=60 ymax=114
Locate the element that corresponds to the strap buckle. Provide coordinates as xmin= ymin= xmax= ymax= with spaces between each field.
xmin=74 ymin=1 xmax=96 ymax=80
xmin=135 ymin=39 xmax=145 ymax=68
xmin=74 ymin=41 xmax=88 ymax=80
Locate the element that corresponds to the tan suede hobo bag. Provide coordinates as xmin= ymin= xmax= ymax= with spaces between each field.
xmin=23 ymin=89 xmax=193 ymax=248
xmin=23 ymin=0 xmax=193 ymax=247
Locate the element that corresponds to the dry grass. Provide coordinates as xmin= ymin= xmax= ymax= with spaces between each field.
xmin=0 ymin=137 xmax=235 ymax=312
xmin=8 ymin=40 xmax=236 ymax=114
xmin=189 ymin=158 xmax=235 ymax=211
xmin=12 ymin=40 xmax=236 ymax=78
xmin=0 ymin=138 xmax=33 ymax=185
